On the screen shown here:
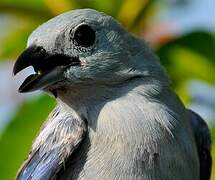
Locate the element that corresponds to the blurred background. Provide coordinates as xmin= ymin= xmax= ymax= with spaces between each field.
xmin=0 ymin=0 xmax=215 ymax=179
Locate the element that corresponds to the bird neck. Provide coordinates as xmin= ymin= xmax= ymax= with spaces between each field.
xmin=55 ymin=76 xmax=167 ymax=122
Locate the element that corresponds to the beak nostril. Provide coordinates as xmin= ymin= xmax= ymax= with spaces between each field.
xmin=35 ymin=46 xmax=45 ymax=53
xmin=35 ymin=47 xmax=41 ymax=53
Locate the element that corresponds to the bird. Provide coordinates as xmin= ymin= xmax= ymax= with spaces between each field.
xmin=13 ymin=9 xmax=211 ymax=180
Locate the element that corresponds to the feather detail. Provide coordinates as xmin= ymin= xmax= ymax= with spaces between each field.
xmin=16 ymin=106 xmax=86 ymax=180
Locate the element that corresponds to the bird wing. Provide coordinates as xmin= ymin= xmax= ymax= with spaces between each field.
xmin=16 ymin=106 xmax=87 ymax=180
xmin=188 ymin=109 xmax=212 ymax=180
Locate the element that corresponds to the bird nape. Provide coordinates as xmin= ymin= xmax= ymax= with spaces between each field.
xmin=13 ymin=8 xmax=211 ymax=180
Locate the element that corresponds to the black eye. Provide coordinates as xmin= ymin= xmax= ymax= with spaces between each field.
xmin=73 ymin=24 xmax=95 ymax=47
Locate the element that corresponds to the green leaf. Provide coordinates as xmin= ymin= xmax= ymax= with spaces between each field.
xmin=157 ymin=31 xmax=215 ymax=87
xmin=169 ymin=47 xmax=215 ymax=84
xmin=157 ymin=31 xmax=215 ymax=66
xmin=0 ymin=15 xmax=47 ymax=60
xmin=117 ymin=0 xmax=156 ymax=30
xmin=0 ymin=27 xmax=33 ymax=60
xmin=77 ymin=0 xmax=123 ymax=18
xmin=0 ymin=0 xmax=51 ymax=16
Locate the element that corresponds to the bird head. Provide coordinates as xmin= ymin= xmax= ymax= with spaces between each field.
xmin=13 ymin=9 xmax=167 ymax=97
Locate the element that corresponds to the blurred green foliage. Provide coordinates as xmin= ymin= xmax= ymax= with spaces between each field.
xmin=0 ymin=0 xmax=214 ymax=179
xmin=157 ymin=32 xmax=215 ymax=103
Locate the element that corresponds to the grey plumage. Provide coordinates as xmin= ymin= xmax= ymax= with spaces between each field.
xmin=13 ymin=9 xmax=211 ymax=180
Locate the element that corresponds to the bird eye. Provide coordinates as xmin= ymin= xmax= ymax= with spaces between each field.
xmin=73 ymin=24 xmax=95 ymax=47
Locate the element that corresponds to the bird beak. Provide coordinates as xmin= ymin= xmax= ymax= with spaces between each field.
xmin=13 ymin=45 xmax=80 ymax=93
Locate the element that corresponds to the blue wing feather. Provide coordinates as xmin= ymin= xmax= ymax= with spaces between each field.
xmin=18 ymin=149 xmax=60 ymax=180
xmin=17 ymin=106 xmax=86 ymax=180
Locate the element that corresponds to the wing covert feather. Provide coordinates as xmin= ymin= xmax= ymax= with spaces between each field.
xmin=188 ymin=109 xmax=212 ymax=180
xmin=16 ymin=106 xmax=87 ymax=180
